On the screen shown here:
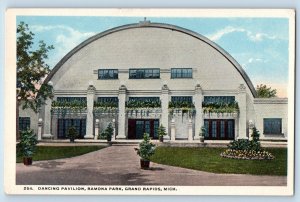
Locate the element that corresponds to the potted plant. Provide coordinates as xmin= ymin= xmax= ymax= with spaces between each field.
xmin=157 ymin=124 xmax=167 ymax=142
xmin=17 ymin=129 xmax=38 ymax=165
xmin=67 ymin=125 xmax=78 ymax=143
xmin=199 ymin=126 xmax=206 ymax=143
xmin=105 ymin=123 xmax=114 ymax=142
xmin=135 ymin=133 xmax=156 ymax=169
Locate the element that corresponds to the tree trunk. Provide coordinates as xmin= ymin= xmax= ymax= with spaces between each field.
xmin=16 ymin=99 xmax=20 ymax=140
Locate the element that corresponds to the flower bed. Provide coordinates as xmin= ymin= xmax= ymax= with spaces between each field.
xmin=220 ymin=149 xmax=275 ymax=160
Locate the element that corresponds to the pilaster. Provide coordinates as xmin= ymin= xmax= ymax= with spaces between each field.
xmin=117 ymin=85 xmax=127 ymax=139
xmin=161 ymin=84 xmax=170 ymax=140
xmin=85 ymin=84 xmax=95 ymax=139
xmin=194 ymin=83 xmax=203 ymax=140
xmin=237 ymin=84 xmax=247 ymax=139
xmin=42 ymin=98 xmax=53 ymax=139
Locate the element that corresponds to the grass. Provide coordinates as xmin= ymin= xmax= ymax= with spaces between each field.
xmin=17 ymin=146 xmax=106 ymax=163
xmin=151 ymin=147 xmax=287 ymax=176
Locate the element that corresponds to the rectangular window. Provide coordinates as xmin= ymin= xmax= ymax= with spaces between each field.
xmin=57 ymin=97 xmax=86 ymax=102
xmin=128 ymin=97 xmax=160 ymax=102
xmin=129 ymin=68 xmax=160 ymax=79
xmin=204 ymin=120 xmax=209 ymax=138
xmin=264 ymin=118 xmax=282 ymax=134
xmin=98 ymin=69 xmax=118 ymax=79
xmin=171 ymin=96 xmax=193 ymax=103
xmin=19 ymin=117 xmax=30 ymax=131
xmin=228 ymin=120 xmax=234 ymax=138
xmin=97 ymin=97 xmax=119 ymax=103
xmin=171 ymin=68 xmax=193 ymax=78
xmin=204 ymin=96 xmax=235 ymax=104
xmin=220 ymin=120 xmax=225 ymax=138
xmin=57 ymin=119 xmax=86 ymax=139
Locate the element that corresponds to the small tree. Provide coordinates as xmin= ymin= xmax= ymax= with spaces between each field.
xmin=67 ymin=126 xmax=78 ymax=142
xmin=17 ymin=21 xmax=54 ymax=138
xmin=157 ymin=124 xmax=167 ymax=142
xmin=105 ymin=123 xmax=114 ymax=142
xmin=256 ymin=84 xmax=277 ymax=98
xmin=251 ymin=127 xmax=260 ymax=142
xmin=135 ymin=133 xmax=156 ymax=161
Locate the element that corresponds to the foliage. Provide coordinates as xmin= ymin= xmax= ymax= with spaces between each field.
xmin=227 ymin=139 xmax=261 ymax=152
xmin=105 ymin=123 xmax=114 ymax=141
xmin=94 ymin=101 xmax=118 ymax=108
xmin=17 ymin=129 xmax=38 ymax=157
xmin=168 ymin=101 xmax=195 ymax=109
xmin=17 ymin=21 xmax=54 ymax=113
xmin=256 ymin=84 xmax=277 ymax=98
xmin=199 ymin=126 xmax=206 ymax=137
xmin=151 ymin=147 xmax=286 ymax=175
xmin=16 ymin=146 xmax=106 ymax=163
xmin=221 ymin=149 xmax=274 ymax=160
xmin=126 ymin=99 xmax=161 ymax=109
xmin=202 ymin=101 xmax=239 ymax=114
xmin=98 ymin=131 xmax=107 ymax=140
xmin=251 ymin=127 xmax=260 ymax=142
xmin=51 ymin=100 xmax=87 ymax=116
xmin=157 ymin=124 xmax=167 ymax=138
xmin=135 ymin=133 xmax=156 ymax=161
xmin=222 ymin=127 xmax=274 ymax=160
xmin=67 ymin=126 xmax=78 ymax=141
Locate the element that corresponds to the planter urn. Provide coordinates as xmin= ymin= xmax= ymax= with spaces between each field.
xmin=140 ymin=159 xmax=150 ymax=169
xmin=23 ymin=157 xmax=33 ymax=166
xmin=159 ymin=136 xmax=164 ymax=142
xmin=200 ymin=136 xmax=205 ymax=143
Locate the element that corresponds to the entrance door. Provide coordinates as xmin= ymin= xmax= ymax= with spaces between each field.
xmin=57 ymin=119 xmax=86 ymax=139
xmin=128 ymin=119 xmax=159 ymax=139
xmin=204 ymin=119 xmax=235 ymax=140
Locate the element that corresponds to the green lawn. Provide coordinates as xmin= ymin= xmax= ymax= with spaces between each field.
xmin=17 ymin=146 xmax=106 ymax=163
xmin=151 ymin=147 xmax=287 ymax=176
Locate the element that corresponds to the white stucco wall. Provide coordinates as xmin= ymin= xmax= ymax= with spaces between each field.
xmin=253 ymin=98 xmax=288 ymax=140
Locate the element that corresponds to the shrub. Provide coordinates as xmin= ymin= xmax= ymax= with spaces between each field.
xmin=135 ymin=133 xmax=156 ymax=161
xmin=157 ymin=124 xmax=167 ymax=139
xmin=67 ymin=126 xmax=78 ymax=142
xmin=17 ymin=129 xmax=38 ymax=157
xmin=105 ymin=123 xmax=114 ymax=141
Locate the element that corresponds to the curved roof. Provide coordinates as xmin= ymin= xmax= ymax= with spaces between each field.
xmin=44 ymin=21 xmax=257 ymax=97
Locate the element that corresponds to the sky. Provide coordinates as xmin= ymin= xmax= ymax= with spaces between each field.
xmin=16 ymin=16 xmax=290 ymax=97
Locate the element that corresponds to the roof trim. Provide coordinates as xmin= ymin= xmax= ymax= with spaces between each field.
xmin=44 ymin=21 xmax=257 ymax=98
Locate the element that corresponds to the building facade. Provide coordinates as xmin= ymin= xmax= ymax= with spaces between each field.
xmin=19 ymin=21 xmax=288 ymax=142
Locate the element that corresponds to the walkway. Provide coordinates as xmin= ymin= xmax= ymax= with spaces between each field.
xmin=16 ymin=145 xmax=287 ymax=186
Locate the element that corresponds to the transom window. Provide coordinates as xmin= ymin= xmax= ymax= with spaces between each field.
xmin=97 ymin=97 xmax=119 ymax=103
xmin=129 ymin=97 xmax=160 ymax=102
xmin=98 ymin=69 xmax=118 ymax=80
xmin=263 ymin=118 xmax=282 ymax=134
xmin=171 ymin=96 xmax=193 ymax=103
xmin=57 ymin=97 xmax=86 ymax=102
xmin=129 ymin=68 xmax=160 ymax=79
xmin=19 ymin=117 xmax=30 ymax=131
xmin=204 ymin=96 xmax=235 ymax=104
xmin=171 ymin=68 xmax=193 ymax=78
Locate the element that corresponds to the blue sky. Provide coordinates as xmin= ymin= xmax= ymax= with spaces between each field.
xmin=17 ymin=16 xmax=290 ymax=97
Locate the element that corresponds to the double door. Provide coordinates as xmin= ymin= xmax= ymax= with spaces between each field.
xmin=128 ymin=119 xmax=159 ymax=139
xmin=204 ymin=119 xmax=235 ymax=140
xmin=57 ymin=119 xmax=86 ymax=139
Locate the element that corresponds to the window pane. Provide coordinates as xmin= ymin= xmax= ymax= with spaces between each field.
xmin=264 ymin=118 xmax=282 ymax=134
xmin=220 ymin=121 xmax=225 ymax=138
xmin=98 ymin=69 xmax=118 ymax=79
xmin=129 ymin=69 xmax=160 ymax=79
xmin=212 ymin=121 xmax=217 ymax=138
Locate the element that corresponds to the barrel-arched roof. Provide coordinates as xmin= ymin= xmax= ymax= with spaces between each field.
xmin=44 ymin=21 xmax=257 ymax=97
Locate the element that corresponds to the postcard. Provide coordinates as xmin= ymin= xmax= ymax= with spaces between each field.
xmin=4 ymin=8 xmax=295 ymax=195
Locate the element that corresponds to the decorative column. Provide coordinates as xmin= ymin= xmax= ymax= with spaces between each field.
xmin=248 ymin=120 xmax=254 ymax=140
xmin=37 ymin=118 xmax=43 ymax=141
xmin=170 ymin=118 xmax=176 ymax=141
xmin=188 ymin=119 xmax=193 ymax=142
xmin=194 ymin=83 xmax=203 ymax=140
xmin=42 ymin=98 xmax=53 ymax=139
xmin=94 ymin=119 xmax=99 ymax=140
xmin=85 ymin=84 xmax=95 ymax=139
xmin=237 ymin=84 xmax=247 ymax=139
xmin=117 ymin=84 xmax=127 ymax=139
xmin=161 ymin=84 xmax=170 ymax=140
